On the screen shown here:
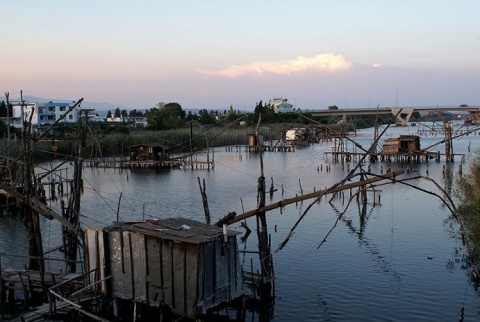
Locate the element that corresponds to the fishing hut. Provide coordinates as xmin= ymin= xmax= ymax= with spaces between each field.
xmin=382 ymin=135 xmax=420 ymax=154
xmin=285 ymin=127 xmax=309 ymax=146
xmin=380 ymin=135 xmax=440 ymax=162
xmin=125 ymin=143 xmax=170 ymax=168
xmin=245 ymin=133 xmax=297 ymax=152
xmin=85 ymin=217 xmax=243 ymax=319
xmin=245 ymin=133 xmax=264 ymax=152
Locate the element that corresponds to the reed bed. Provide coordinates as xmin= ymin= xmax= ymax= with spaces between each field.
xmin=0 ymin=124 xmax=283 ymax=162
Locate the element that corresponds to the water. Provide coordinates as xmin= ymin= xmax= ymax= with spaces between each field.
xmin=2 ymin=122 xmax=480 ymax=321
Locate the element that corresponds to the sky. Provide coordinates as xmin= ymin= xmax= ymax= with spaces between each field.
xmin=1 ymin=1 xmax=479 ymax=111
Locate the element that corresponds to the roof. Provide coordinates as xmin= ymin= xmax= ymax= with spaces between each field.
xmin=398 ymin=135 xmax=420 ymax=141
xmin=383 ymin=138 xmax=398 ymax=144
xmin=129 ymin=143 xmax=169 ymax=149
xmin=106 ymin=217 xmax=240 ymax=244
xmin=384 ymin=135 xmax=419 ymax=142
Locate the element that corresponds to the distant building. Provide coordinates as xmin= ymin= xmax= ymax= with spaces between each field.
xmin=5 ymin=101 xmax=37 ymax=128
xmin=1 ymin=100 xmax=93 ymax=128
xmin=40 ymin=101 xmax=79 ymax=124
xmin=268 ymin=98 xmax=294 ymax=113
xmin=106 ymin=116 xmax=148 ymax=127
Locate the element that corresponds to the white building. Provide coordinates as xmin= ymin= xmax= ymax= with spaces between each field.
xmin=268 ymin=98 xmax=294 ymax=113
xmin=2 ymin=100 xmax=92 ymax=128
xmin=7 ymin=101 xmax=37 ymax=128
xmin=38 ymin=101 xmax=79 ymax=124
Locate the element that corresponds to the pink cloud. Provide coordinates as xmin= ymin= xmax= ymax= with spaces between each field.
xmin=196 ymin=53 xmax=352 ymax=78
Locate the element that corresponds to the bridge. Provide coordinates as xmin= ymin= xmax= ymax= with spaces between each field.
xmin=308 ymin=105 xmax=480 ymax=126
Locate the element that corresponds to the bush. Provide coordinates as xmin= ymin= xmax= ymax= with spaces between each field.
xmin=456 ymin=153 xmax=480 ymax=260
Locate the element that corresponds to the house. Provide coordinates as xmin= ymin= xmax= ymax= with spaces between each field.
xmin=84 ymin=217 xmax=243 ymax=318
xmin=268 ymin=98 xmax=294 ymax=113
xmin=382 ymin=135 xmax=421 ymax=154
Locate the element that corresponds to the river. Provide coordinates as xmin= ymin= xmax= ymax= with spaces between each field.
xmin=1 ymin=122 xmax=480 ymax=321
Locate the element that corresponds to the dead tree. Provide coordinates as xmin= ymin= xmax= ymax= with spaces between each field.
xmin=63 ymin=109 xmax=88 ymax=273
xmin=255 ymin=113 xmax=273 ymax=298
xmin=197 ymin=177 xmax=211 ymax=224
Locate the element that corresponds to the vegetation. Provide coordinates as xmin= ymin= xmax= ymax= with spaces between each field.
xmin=147 ymin=102 xmax=186 ymax=130
xmin=0 ymin=99 xmax=451 ymax=162
xmin=456 ymin=153 xmax=480 ymax=261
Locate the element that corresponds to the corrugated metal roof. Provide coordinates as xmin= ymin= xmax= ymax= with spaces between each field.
xmin=106 ymin=217 xmax=240 ymax=244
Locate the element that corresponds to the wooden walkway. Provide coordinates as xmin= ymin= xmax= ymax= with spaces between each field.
xmin=325 ymin=150 xmax=465 ymax=163
xmin=87 ymin=159 xmax=214 ymax=170
xmin=1 ymin=269 xmax=84 ymax=315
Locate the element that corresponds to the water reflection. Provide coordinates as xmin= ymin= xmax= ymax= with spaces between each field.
xmin=330 ymin=203 xmax=404 ymax=291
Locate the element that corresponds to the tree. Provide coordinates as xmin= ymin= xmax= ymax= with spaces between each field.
xmin=254 ymin=100 xmax=276 ymax=123
xmin=114 ymin=108 xmax=121 ymax=118
xmin=0 ymin=118 xmax=8 ymax=137
xmin=106 ymin=110 xmax=112 ymax=118
xmin=254 ymin=100 xmax=264 ymax=123
xmin=0 ymin=101 xmax=7 ymax=117
xmin=186 ymin=111 xmax=198 ymax=121
xmin=198 ymin=109 xmax=214 ymax=125
xmin=128 ymin=109 xmax=146 ymax=117
xmin=225 ymin=105 xmax=238 ymax=123
xmin=121 ymin=109 xmax=128 ymax=118
xmin=146 ymin=102 xmax=186 ymax=130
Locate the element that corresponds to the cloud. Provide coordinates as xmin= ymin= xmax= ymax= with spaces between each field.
xmin=371 ymin=63 xmax=384 ymax=68
xmin=196 ymin=53 xmax=352 ymax=78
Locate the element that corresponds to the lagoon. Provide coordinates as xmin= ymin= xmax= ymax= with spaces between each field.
xmin=1 ymin=122 xmax=480 ymax=321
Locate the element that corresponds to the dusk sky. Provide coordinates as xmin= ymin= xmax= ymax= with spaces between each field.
xmin=1 ymin=1 xmax=479 ymax=111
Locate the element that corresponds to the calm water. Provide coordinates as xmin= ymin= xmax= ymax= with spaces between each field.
xmin=2 ymin=122 xmax=480 ymax=321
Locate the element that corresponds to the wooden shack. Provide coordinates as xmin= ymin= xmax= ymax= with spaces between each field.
xmin=246 ymin=133 xmax=264 ymax=152
xmin=85 ymin=218 xmax=243 ymax=319
xmin=382 ymin=135 xmax=420 ymax=154
xmin=285 ymin=127 xmax=309 ymax=145
xmin=129 ymin=143 xmax=169 ymax=162
xmin=246 ymin=133 xmax=263 ymax=147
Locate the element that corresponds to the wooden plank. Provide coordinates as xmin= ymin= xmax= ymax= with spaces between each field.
xmin=124 ymin=232 xmax=133 ymax=299
xmin=161 ymin=239 xmax=173 ymax=308
xmin=185 ymin=244 xmax=198 ymax=316
xmin=109 ymin=231 xmax=128 ymax=299
xmin=145 ymin=236 xmax=162 ymax=306
xmin=130 ymin=232 xmax=147 ymax=301
xmin=172 ymin=241 xmax=185 ymax=314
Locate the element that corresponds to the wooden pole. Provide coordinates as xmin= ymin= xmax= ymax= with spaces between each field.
xmin=197 ymin=177 xmax=211 ymax=224
xmin=255 ymin=113 xmax=273 ymax=298
xmin=216 ymin=170 xmax=403 ymax=226
xmin=63 ymin=109 xmax=87 ymax=273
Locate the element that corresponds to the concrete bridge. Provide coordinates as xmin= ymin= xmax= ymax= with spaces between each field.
xmin=309 ymin=105 xmax=480 ymax=126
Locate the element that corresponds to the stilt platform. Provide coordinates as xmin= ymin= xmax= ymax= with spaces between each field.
xmin=87 ymin=158 xmax=215 ymax=170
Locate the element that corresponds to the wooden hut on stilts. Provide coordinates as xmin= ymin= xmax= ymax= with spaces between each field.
xmin=84 ymin=217 xmax=244 ymax=320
